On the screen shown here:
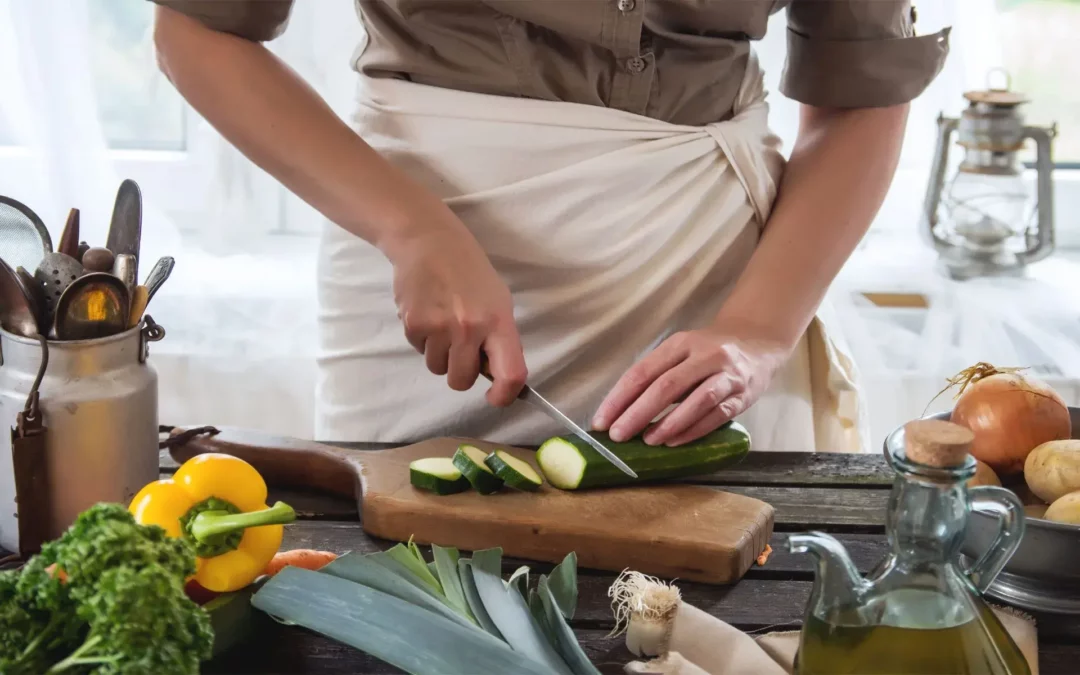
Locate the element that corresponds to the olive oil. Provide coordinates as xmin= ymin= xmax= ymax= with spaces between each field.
xmin=796 ymin=602 xmax=1030 ymax=675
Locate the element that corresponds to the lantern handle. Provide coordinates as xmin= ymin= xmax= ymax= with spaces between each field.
xmin=986 ymin=68 xmax=1012 ymax=92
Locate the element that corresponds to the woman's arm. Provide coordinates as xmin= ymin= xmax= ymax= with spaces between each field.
xmin=153 ymin=7 xmax=527 ymax=404
xmin=594 ymin=103 xmax=909 ymax=445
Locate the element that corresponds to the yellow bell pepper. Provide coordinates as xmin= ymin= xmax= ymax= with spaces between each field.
xmin=129 ymin=453 xmax=296 ymax=592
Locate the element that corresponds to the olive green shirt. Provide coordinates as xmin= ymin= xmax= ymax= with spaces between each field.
xmin=152 ymin=0 xmax=948 ymax=126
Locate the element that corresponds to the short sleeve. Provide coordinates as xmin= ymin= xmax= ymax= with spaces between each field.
xmin=149 ymin=0 xmax=295 ymax=42
xmin=780 ymin=1 xmax=950 ymax=108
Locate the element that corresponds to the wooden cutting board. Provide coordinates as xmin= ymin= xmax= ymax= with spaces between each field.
xmin=166 ymin=426 xmax=774 ymax=584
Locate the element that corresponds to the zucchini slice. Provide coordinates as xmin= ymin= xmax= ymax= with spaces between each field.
xmin=452 ymin=445 xmax=504 ymax=495
xmin=409 ymin=457 xmax=471 ymax=495
xmin=484 ymin=451 xmax=543 ymax=492
xmin=536 ymin=422 xmax=751 ymax=490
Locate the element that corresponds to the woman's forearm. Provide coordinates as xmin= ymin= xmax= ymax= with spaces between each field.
xmin=152 ymin=6 xmax=460 ymax=260
xmin=713 ymin=104 xmax=910 ymax=347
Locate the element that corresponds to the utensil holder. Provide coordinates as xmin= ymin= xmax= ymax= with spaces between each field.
xmin=0 ymin=318 xmax=165 ymax=552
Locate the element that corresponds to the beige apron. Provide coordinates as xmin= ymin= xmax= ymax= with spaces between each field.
xmin=316 ymin=51 xmax=870 ymax=453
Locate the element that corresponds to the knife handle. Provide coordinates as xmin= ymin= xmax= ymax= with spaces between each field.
xmin=478 ymin=352 xmax=494 ymax=381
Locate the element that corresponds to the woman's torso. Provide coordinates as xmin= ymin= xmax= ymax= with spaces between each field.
xmin=152 ymin=0 xmax=933 ymax=126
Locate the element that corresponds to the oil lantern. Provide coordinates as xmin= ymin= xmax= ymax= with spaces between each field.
xmin=920 ymin=70 xmax=1057 ymax=280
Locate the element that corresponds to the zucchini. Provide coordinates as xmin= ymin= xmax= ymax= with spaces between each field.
xmin=452 ymin=444 xmax=504 ymax=495
xmin=410 ymin=457 xmax=471 ymax=495
xmin=536 ymin=422 xmax=751 ymax=490
xmin=484 ymin=451 xmax=544 ymax=491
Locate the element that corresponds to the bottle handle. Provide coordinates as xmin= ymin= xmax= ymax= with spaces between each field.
xmin=963 ymin=486 xmax=1026 ymax=593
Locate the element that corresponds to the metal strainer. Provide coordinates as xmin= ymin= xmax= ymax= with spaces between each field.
xmin=0 ymin=196 xmax=52 ymax=273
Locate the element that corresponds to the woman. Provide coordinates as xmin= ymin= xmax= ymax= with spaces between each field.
xmin=151 ymin=1 xmax=947 ymax=452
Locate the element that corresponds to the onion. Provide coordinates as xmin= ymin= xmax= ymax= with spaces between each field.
xmin=943 ymin=363 xmax=1071 ymax=475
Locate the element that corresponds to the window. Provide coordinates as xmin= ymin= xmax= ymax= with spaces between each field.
xmin=88 ymin=0 xmax=186 ymax=151
xmin=995 ymin=0 xmax=1080 ymax=165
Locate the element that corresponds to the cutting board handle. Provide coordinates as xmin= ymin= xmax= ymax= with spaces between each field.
xmin=163 ymin=426 xmax=358 ymax=500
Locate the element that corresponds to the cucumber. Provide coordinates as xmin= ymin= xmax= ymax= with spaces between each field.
xmin=409 ymin=457 xmax=471 ymax=495
xmin=484 ymin=450 xmax=544 ymax=491
xmin=452 ymin=444 xmax=504 ymax=495
xmin=536 ymin=422 xmax=751 ymax=490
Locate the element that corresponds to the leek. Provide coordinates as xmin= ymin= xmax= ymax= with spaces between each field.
xmin=252 ymin=567 xmax=552 ymax=675
xmin=549 ymin=551 xmax=579 ymax=619
xmin=508 ymin=564 xmax=530 ymax=598
xmin=432 ymin=544 xmax=474 ymax=623
xmin=538 ymin=575 xmax=601 ymax=675
xmin=458 ymin=560 xmax=505 ymax=640
xmin=321 ymin=553 xmax=473 ymax=628
xmin=471 ymin=548 xmax=574 ymax=675
xmin=382 ymin=542 xmax=443 ymax=595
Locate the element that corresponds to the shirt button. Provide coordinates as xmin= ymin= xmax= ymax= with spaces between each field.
xmin=618 ymin=0 xmax=636 ymax=12
xmin=626 ymin=56 xmax=646 ymax=74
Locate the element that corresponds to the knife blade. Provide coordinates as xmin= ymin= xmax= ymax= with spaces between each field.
xmin=516 ymin=383 xmax=637 ymax=478
xmin=106 ymin=179 xmax=142 ymax=282
xmin=477 ymin=354 xmax=636 ymax=478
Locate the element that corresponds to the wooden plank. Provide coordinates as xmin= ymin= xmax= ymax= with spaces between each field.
xmin=162 ymin=447 xmax=895 ymax=487
xmin=282 ymin=521 xmax=891 ymax=577
xmin=723 ymin=486 xmax=888 ymax=530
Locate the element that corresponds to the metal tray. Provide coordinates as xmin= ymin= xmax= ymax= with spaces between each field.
xmin=884 ymin=407 xmax=1080 ymax=615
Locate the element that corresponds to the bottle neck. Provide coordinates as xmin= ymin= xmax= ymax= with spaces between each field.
xmin=886 ymin=474 xmax=969 ymax=566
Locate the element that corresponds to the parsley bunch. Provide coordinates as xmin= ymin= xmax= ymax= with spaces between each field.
xmin=0 ymin=503 xmax=214 ymax=674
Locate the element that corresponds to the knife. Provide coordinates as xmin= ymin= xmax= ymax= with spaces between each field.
xmin=479 ymin=356 xmax=637 ymax=478
xmin=106 ymin=179 xmax=142 ymax=282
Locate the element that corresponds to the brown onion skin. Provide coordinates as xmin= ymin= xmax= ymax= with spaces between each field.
xmin=951 ymin=372 xmax=1071 ymax=475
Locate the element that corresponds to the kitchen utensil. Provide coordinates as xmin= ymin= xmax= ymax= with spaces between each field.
xmin=57 ymin=208 xmax=80 ymax=258
xmin=165 ymin=428 xmax=774 ymax=584
xmin=76 ymin=241 xmax=90 ymax=262
xmin=478 ymin=356 xmax=636 ymax=478
xmin=15 ymin=266 xmax=47 ymax=333
xmin=886 ymin=406 xmax=1080 ymax=615
xmin=0 ymin=323 xmax=163 ymax=550
xmin=105 ymin=179 xmax=142 ymax=282
xmin=0 ymin=195 xmax=52 ymax=273
xmin=112 ymin=253 xmax=137 ymax=293
xmin=143 ymin=256 xmax=174 ymax=302
xmin=51 ymin=272 xmax=129 ymax=341
xmin=794 ymin=419 xmax=1028 ymax=674
xmin=0 ymin=258 xmax=42 ymax=338
xmin=34 ymin=252 xmax=84 ymax=319
xmin=81 ymin=247 xmax=115 ymax=273
xmin=128 ymin=285 xmax=148 ymax=329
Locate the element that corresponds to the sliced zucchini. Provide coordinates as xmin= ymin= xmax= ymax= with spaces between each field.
xmin=536 ymin=422 xmax=751 ymax=491
xmin=409 ymin=457 xmax=471 ymax=495
xmin=484 ymin=451 xmax=543 ymax=492
xmin=452 ymin=444 xmax=504 ymax=495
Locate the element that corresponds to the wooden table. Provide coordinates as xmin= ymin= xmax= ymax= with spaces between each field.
xmin=7 ymin=449 xmax=1079 ymax=673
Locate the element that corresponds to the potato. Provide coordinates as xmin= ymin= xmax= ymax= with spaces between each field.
xmin=1045 ymin=490 xmax=1080 ymax=525
xmin=1024 ymin=439 xmax=1080 ymax=504
xmin=968 ymin=460 xmax=1002 ymax=488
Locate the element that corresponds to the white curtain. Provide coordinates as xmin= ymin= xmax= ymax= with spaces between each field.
xmin=3 ymin=0 xmax=1076 ymax=445
xmin=0 ymin=0 xmax=358 ymax=439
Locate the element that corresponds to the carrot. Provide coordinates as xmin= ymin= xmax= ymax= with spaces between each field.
xmin=263 ymin=549 xmax=338 ymax=577
xmin=756 ymin=544 xmax=773 ymax=567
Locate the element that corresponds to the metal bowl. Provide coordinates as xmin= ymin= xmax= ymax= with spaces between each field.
xmin=884 ymin=407 xmax=1080 ymax=615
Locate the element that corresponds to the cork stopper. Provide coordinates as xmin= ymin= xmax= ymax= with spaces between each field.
xmin=903 ymin=419 xmax=974 ymax=468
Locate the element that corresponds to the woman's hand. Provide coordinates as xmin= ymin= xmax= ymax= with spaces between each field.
xmin=592 ymin=327 xmax=791 ymax=446
xmin=390 ymin=219 xmax=528 ymax=407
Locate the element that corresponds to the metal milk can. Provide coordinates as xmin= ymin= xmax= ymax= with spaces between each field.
xmin=0 ymin=320 xmax=164 ymax=552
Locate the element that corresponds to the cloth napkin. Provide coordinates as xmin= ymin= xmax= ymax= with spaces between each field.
xmin=611 ymin=573 xmax=1039 ymax=675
